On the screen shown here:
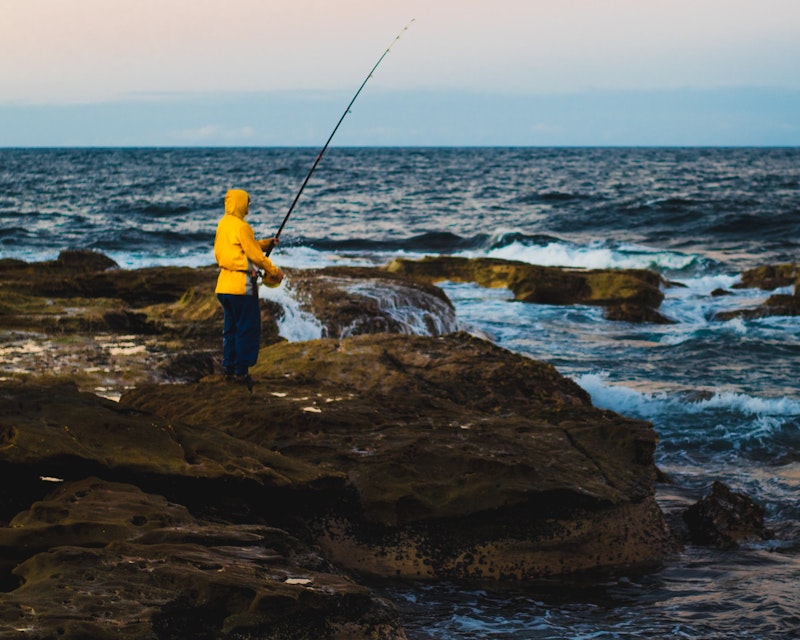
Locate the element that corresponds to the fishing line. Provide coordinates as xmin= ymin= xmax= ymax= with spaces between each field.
xmin=263 ymin=19 xmax=414 ymax=259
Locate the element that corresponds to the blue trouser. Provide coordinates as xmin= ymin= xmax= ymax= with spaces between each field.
xmin=217 ymin=293 xmax=261 ymax=375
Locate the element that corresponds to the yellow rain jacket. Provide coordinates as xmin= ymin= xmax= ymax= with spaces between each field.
xmin=214 ymin=189 xmax=284 ymax=294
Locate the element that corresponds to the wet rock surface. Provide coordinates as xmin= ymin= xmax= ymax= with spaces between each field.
xmin=734 ymin=263 xmax=799 ymax=291
xmin=0 ymin=381 xmax=339 ymax=499
xmin=682 ymin=481 xmax=774 ymax=548
xmin=716 ymin=262 xmax=800 ymax=320
xmin=0 ymin=478 xmax=405 ymax=640
xmin=121 ymin=332 xmax=676 ymax=580
xmin=0 ymin=250 xmax=279 ymax=396
xmin=0 ymin=251 xmax=687 ymax=637
xmin=284 ymin=266 xmax=459 ymax=338
xmin=385 ymin=256 xmax=673 ymax=323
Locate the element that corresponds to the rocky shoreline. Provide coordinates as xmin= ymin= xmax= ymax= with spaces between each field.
xmin=0 ymin=251 xmax=781 ymax=639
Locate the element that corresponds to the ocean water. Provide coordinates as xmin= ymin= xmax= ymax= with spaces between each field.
xmin=1 ymin=147 xmax=799 ymax=638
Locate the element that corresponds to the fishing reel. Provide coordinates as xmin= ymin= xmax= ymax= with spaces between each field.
xmin=258 ymin=269 xmax=283 ymax=289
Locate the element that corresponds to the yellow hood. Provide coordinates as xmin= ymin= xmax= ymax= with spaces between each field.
xmin=224 ymin=189 xmax=250 ymax=219
xmin=214 ymin=188 xmax=283 ymax=295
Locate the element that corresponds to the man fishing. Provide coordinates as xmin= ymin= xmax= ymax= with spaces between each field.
xmin=212 ymin=23 xmax=410 ymax=392
xmin=214 ymin=188 xmax=284 ymax=391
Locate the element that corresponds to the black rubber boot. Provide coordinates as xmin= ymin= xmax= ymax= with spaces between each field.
xmin=233 ymin=373 xmax=256 ymax=393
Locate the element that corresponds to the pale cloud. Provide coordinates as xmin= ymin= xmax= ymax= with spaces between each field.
xmin=168 ymin=124 xmax=256 ymax=142
xmin=529 ymin=123 xmax=566 ymax=135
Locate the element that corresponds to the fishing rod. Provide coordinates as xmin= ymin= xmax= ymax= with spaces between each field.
xmin=264 ymin=19 xmax=414 ymax=258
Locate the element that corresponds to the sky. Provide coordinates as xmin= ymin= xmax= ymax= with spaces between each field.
xmin=1 ymin=0 xmax=799 ymax=146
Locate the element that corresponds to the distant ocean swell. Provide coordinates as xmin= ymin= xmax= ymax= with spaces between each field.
xmin=294 ymin=231 xmax=708 ymax=271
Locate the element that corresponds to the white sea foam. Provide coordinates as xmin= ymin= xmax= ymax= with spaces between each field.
xmin=106 ymin=251 xmax=215 ymax=270
xmin=574 ymin=372 xmax=800 ymax=420
xmin=261 ymin=282 xmax=323 ymax=342
xmin=669 ymin=273 xmax=742 ymax=296
xmin=269 ymin=247 xmax=351 ymax=270
xmin=344 ymin=281 xmax=459 ymax=337
xmin=684 ymin=391 xmax=800 ymax=417
xmin=459 ymin=239 xmax=700 ymax=272
xmin=574 ymin=373 xmax=669 ymax=417
xmin=658 ymin=276 xmax=796 ymax=338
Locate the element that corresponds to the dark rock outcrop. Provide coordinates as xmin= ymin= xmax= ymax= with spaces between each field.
xmin=0 ymin=381 xmax=340 ymax=512
xmin=717 ymin=263 xmax=800 ymax=320
xmin=284 ymin=266 xmax=458 ymax=338
xmin=733 ymin=263 xmax=799 ymax=291
xmin=0 ymin=478 xmax=406 ymax=640
xmin=0 ymin=251 xmax=683 ymax=634
xmin=1 ymin=252 xmax=675 ymax=394
xmin=0 ymin=249 xmax=284 ymax=346
xmin=0 ymin=251 xmax=283 ymax=389
xmin=0 ymin=249 xmax=118 ymax=275
xmin=122 ymin=332 xmax=677 ymax=581
xmin=0 ymin=249 xmax=207 ymax=307
xmin=384 ymin=256 xmax=672 ymax=323
xmin=683 ymin=481 xmax=773 ymax=548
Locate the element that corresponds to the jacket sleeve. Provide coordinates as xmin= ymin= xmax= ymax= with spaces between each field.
xmin=240 ymin=224 xmax=283 ymax=280
xmin=258 ymin=238 xmax=277 ymax=252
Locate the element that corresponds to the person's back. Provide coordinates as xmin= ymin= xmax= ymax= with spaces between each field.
xmin=214 ymin=189 xmax=283 ymax=390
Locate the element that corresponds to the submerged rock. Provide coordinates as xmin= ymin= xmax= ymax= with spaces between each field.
xmin=122 ymin=332 xmax=677 ymax=581
xmin=733 ymin=263 xmax=799 ymax=291
xmin=283 ymin=266 xmax=458 ymax=338
xmin=715 ymin=293 xmax=800 ymax=321
xmin=683 ymin=481 xmax=773 ymax=548
xmin=384 ymin=256 xmax=672 ymax=323
xmin=716 ymin=262 xmax=800 ymax=321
